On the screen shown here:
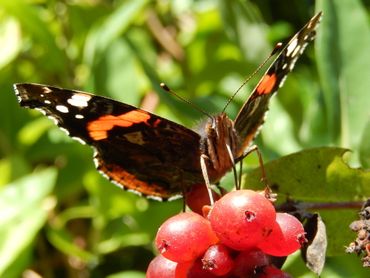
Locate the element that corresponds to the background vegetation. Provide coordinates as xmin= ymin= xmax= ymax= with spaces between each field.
xmin=0 ymin=0 xmax=369 ymax=277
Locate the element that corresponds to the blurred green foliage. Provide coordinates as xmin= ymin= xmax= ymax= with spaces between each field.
xmin=0 ymin=0 xmax=369 ymax=277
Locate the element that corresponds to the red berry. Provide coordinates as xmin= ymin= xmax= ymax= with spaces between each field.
xmin=201 ymin=244 xmax=234 ymax=276
xmin=187 ymin=259 xmax=218 ymax=278
xmin=209 ymin=190 xmax=276 ymax=250
xmin=155 ymin=212 xmax=218 ymax=262
xmin=146 ymin=254 xmax=175 ymax=278
xmin=258 ymin=213 xmax=306 ymax=256
xmin=147 ymin=254 xmax=191 ymax=278
xmin=175 ymin=261 xmax=193 ymax=278
xmin=185 ymin=184 xmax=221 ymax=215
xmin=232 ymin=249 xmax=270 ymax=277
xmin=255 ymin=265 xmax=292 ymax=278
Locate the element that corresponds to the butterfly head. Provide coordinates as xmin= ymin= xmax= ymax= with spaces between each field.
xmin=199 ymin=113 xmax=240 ymax=181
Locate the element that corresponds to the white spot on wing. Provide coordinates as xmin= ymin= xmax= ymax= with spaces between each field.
xmin=67 ymin=93 xmax=92 ymax=108
xmin=42 ymin=87 xmax=53 ymax=93
xmin=167 ymin=194 xmax=182 ymax=201
xmin=35 ymin=108 xmax=47 ymax=116
xmin=286 ymin=38 xmax=298 ymax=57
xmin=47 ymin=115 xmax=58 ymax=125
xmin=127 ymin=189 xmax=143 ymax=197
xmin=75 ymin=114 xmax=84 ymax=119
xmin=59 ymin=127 xmax=70 ymax=135
xmin=292 ymin=45 xmax=301 ymax=58
xmin=289 ymin=61 xmax=297 ymax=71
xmin=93 ymin=148 xmax=102 ymax=169
xmin=56 ymin=105 xmax=69 ymax=113
xmin=71 ymin=137 xmax=86 ymax=145
xmin=44 ymin=100 xmax=51 ymax=104
xmin=93 ymin=157 xmax=99 ymax=168
xmin=147 ymin=195 xmax=164 ymax=201
xmin=279 ymin=75 xmax=287 ymax=88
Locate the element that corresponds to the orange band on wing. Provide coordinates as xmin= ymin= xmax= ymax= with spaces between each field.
xmin=88 ymin=110 xmax=151 ymax=140
xmin=256 ymin=74 xmax=277 ymax=95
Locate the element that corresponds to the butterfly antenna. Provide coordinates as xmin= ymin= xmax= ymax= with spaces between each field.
xmin=222 ymin=42 xmax=283 ymax=114
xmin=160 ymin=83 xmax=213 ymax=120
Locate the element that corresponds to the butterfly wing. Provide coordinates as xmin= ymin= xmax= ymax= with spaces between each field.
xmin=234 ymin=12 xmax=322 ymax=157
xmin=14 ymin=83 xmax=203 ymax=200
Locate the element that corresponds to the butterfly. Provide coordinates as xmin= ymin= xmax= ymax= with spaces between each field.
xmin=14 ymin=12 xmax=322 ymax=201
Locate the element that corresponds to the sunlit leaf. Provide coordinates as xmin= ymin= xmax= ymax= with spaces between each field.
xmin=0 ymin=16 xmax=21 ymax=68
xmin=18 ymin=117 xmax=52 ymax=146
xmin=316 ymin=0 xmax=370 ymax=159
xmin=83 ymin=0 xmax=149 ymax=67
xmin=219 ymin=0 xmax=269 ymax=61
xmin=107 ymin=271 xmax=145 ymax=278
xmin=359 ymin=119 xmax=370 ymax=168
xmin=0 ymin=169 xmax=57 ymax=276
xmin=0 ymin=0 xmax=67 ymax=73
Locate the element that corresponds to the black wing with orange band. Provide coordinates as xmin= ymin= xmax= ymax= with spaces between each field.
xmin=14 ymin=83 xmax=203 ymax=200
xmin=234 ymin=12 xmax=322 ymax=156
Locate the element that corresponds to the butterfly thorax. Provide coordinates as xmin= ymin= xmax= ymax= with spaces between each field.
xmin=200 ymin=113 xmax=240 ymax=182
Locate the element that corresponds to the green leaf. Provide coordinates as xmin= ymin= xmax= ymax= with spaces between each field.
xmin=0 ymin=16 xmax=21 ymax=69
xmin=107 ymin=271 xmax=145 ymax=278
xmin=127 ymin=37 xmax=203 ymax=124
xmin=93 ymin=38 xmax=145 ymax=107
xmin=83 ymin=0 xmax=149 ymax=68
xmin=0 ymin=169 xmax=57 ymax=276
xmin=359 ymin=119 xmax=370 ymax=168
xmin=0 ymin=155 xmax=30 ymax=187
xmin=245 ymin=147 xmax=369 ymax=201
xmin=219 ymin=0 xmax=269 ymax=61
xmin=46 ymin=228 xmax=98 ymax=263
xmin=18 ymin=117 xmax=52 ymax=146
xmin=261 ymin=98 xmax=302 ymax=155
xmin=0 ymin=0 xmax=67 ymax=73
xmin=97 ymin=233 xmax=151 ymax=254
xmin=316 ymin=0 xmax=370 ymax=157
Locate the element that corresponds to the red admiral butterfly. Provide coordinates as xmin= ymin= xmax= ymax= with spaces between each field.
xmin=14 ymin=12 xmax=322 ymax=201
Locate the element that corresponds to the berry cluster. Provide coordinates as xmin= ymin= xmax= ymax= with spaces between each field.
xmin=147 ymin=189 xmax=306 ymax=277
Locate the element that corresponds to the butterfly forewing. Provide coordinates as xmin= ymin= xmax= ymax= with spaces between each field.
xmin=234 ymin=12 xmax=322 ymax=156
xmin=14 ymin=83 xmax=203 ymax=200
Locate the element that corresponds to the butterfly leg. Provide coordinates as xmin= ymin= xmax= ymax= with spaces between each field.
xmin=200 ymin=154 xmax=215 ymax=205
xmin=225 ymin=143 xmax=239 ymax=190
xmin=237 ymin=158 xmax=243 ymax=190
xmin=181 ymin=193 xmax=187 ymax=212
xmin=240 ymin=145 xmax=268 ymax=187
xmin=239 ymin=145 xmax=276 ymax=200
